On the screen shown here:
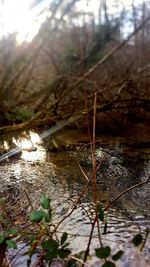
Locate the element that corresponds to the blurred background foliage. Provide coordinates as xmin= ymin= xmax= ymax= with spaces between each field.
xmin=0 ymin=0 xmax=149 ymax=130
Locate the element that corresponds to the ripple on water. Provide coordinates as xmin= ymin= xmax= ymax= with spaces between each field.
xmin=0 ymin=135 xmax=149 ymax=267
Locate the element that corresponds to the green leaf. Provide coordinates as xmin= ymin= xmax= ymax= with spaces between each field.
xmin=6 ymin=239 xmax=17 ymax=249
xmin=95 ymin=246 xmax=111 ymax=259
xmin=30 ymin=210 xmax=45 ymax=222
xmin=61 ymin=232 xmax=68 ymax=245
xmin=102 ymin=261 xmax=116 ymax=267
xmin=58 ymin=248 xmax=71 ymax=258
xmin=132 ymin=234 xmax=143 ymax=247
xmin=62 ymin=242 xmax=70 ymax=249
xmin=0 ymin=234 xmax=5 ymax=243
xmin=42 ymin=239 xmax=59 ymax=261
xmin=42 ymin=239 xmax=59 ymax=252
xmin=7 ymin=229 xmax=17 ymax=235
xmin=103 ymin=222 xmax=107 ymax=235
xmin=44 ymin=212 xmax=51 ymax=223
xmin=66 ymin=259 xmax=77 ymax=267
xmin=112 ymin=250 xmax=124 ymax=261
xmin=40 ymin=194 xmax=50 ymax=209
xmin=44 ymin=250 xmax=58 ymax=261
xmin=96 ymin=202 xmax=104 ymax=222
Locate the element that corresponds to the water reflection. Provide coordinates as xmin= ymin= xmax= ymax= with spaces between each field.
xmin=12 ymin=131 xmax=42 ymax=151
xmin=3 ymin=141 xmax=9 ymax=150
xmin=0 ymin=131 xmax=44 ymax=162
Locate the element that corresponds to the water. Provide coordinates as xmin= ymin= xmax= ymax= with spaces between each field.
xmin=0 ymin=129 xmax=149 ymax=266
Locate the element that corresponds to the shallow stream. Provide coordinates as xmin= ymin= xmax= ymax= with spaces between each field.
xmin=0 ymin=128 xmax=149 ymax=267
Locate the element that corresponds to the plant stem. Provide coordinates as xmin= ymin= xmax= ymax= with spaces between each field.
xmin=82 ymin=216 xmax=97 ymax=267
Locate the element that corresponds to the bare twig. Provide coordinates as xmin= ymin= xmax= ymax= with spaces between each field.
xmin=53 ymin=175 xmax=92 ymax=233
xmin=70 ymin=255 xmax=90 ymax=267
xmin=92 ymin=92 xmax=97 ymax=203
xmin=77 ymin=161 xmax=89 ymax=181
xmin=6 ymin=243 xmax=28 ymax=267
xmin=82 ymin=93 xmax=103 ymax=265
xmin=104 ymin=175 xmax=150 ymax=211
xmin=82 ymin=216 xmax=97 ymax=266
xmin=24 ymin=189 xmax=34 ymax=211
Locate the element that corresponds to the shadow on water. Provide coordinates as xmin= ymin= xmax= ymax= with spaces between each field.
xmin=0 ymin=128 xmax=149 ymax=266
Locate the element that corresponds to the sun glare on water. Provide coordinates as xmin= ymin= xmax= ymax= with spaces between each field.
xmin=12 ymin=131 xmax=42 ymax=150
xmin=12 ymin=137 xmax=33 ymax=150
xmin=20 ymin=131 xmax=46 ymax=162
xmin=12 ymin=131 xmax=45 ymax=162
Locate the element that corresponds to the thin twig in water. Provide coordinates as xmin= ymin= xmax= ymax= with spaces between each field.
xmin=24 ymin=189 xmax=34 ymax=211
xmin=53 ymin=173 xmax=94 ymax=233
xmin=96 ymin=214 xmax=103 ymax=247
xmin=82 ymin=216 xmax=97 ymax=267
xmin=6 ymin=243 xmax=29 ymax=267
xmin=69 ymin=255 xmax=90 ymax=267
xmin=55 ymin=230 xmax=124 ymax=243
xmin=104 ymin=176 xmax=150 ymax=211
xmin=140 ymin=228 xmax=149 ymax=251
xmin=82 ymin=93 xmax=102 ymax=266
xmin=77 ymin=161 xmax=89 ymax=181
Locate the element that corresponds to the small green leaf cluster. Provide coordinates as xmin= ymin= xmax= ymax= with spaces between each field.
xmin=0 ymin=194 xmax=148 ymax=266
xmin=30 ymin=194 xmax=51 ymax=223
xmin=42 ymin=232 xmax=71 ymax=262
xmin=95 ymin=246 xmax=124 ymax=267
xmin=0 ymin=229 xmax=17 ymax=249
xmin=29 ymin=194 xmax=71 ymax=263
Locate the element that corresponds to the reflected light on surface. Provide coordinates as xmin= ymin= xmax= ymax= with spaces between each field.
xmin=3 ymin=141 xmax=9 ymax=150
xmin=12 ymin=131 xmax=41 ymax=150
xmin=12 ymin=137 xmax=33 ymax=150
xmin=11 ymin=131 xmax=46 ymax=162
xmin=20 ymin=139 xmax=33 ymax=150
xmin=21 ymin=147 xmax=46 ymax=162
xmin=12 ymin=137 xmax=20 ymax=147
xmin=30 ymin=131 xmax=42 ymax=144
